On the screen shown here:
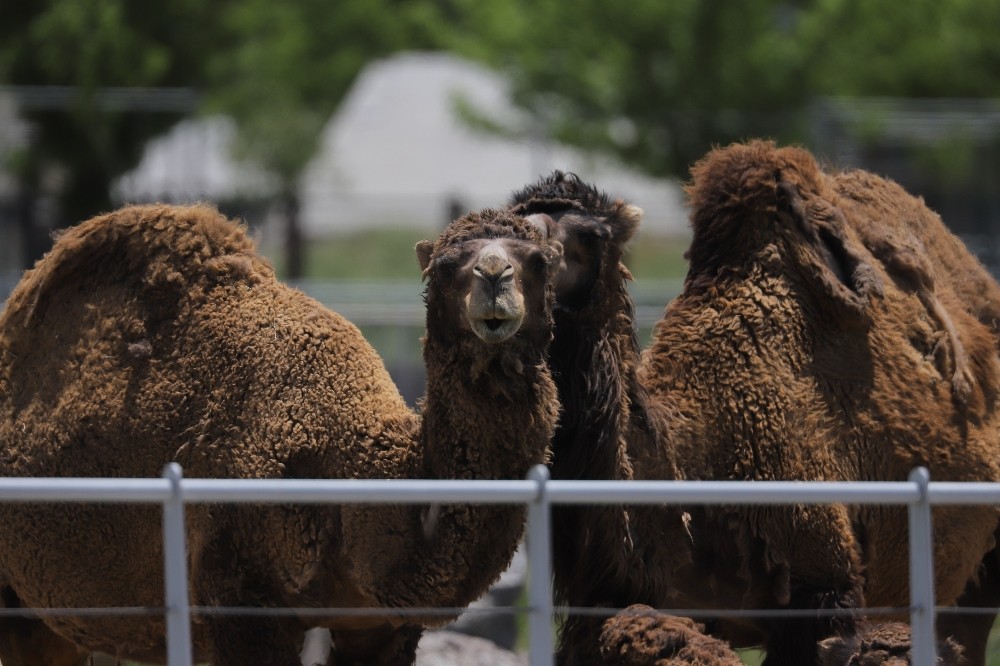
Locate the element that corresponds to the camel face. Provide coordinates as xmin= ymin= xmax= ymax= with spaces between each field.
xmin=463 ymin=240 xmax=526 ymax=342
xmin=547 ymin=210 xmax=611 ymax=308
xmin=508 ymin=172 xmax=642 ymax=312
xmin=416 ymin=209 xmax=561 ymax=345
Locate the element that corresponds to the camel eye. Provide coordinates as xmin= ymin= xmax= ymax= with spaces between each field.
xmin=433 ymin=253 xmax=459 ymax=276
xmin=528 ymin=250 xmax=549 ymax=275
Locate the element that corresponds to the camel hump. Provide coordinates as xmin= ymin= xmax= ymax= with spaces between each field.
xmin=685 ymin=139 xmax=824 ymax=221
xmin=684 ymin=141 xmax=882 ymax=323
xmin=3 ymin=203 xmax=273 ymax=328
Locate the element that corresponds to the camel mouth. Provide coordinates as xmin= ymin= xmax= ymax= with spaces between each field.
xmin=469 ymin=314 xmax=523 ymax=343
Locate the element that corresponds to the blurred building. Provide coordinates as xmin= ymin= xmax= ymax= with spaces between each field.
xmin=112 ymin=52 xmax=689 ymax=239
xmin=0 ymin=94 xmax=31 ymax=292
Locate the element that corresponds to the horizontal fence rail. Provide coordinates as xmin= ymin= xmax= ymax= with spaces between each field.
xmin=0 ymin=465 xmax=997 ymax=666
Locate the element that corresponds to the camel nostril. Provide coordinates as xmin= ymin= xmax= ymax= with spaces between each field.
xmin=475 ymin=245 xmax=514 ymax=286
xmin=474 ymin=264 xmax=513 ymax=289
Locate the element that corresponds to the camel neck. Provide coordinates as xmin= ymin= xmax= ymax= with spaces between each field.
xmin=419 ymin=336 xmax=557 ymax=481
xmin=348 ymin=335 xmax=557 ymax=617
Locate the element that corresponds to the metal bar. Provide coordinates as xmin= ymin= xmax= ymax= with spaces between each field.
xmin=162 ymin=464 xmax=193 ymax=666
xmin=925 ymin=482 xmax=1000 ymax=504
xmin=908 ymin=467 xmax=936 ymax=666
xmin=2 ymin=477 xmax=999 ymax=506
xmin=2 ymin=85 xmax=199 ymax=112
xmin=179 ymin=478 xmax=539 ymax=504
xmin=526 ymin=464 xmax=554 ymax=666
xmin=544 ymin=479 xmax=922 ymax=505
xmin=0 ymin=477 xmax=172 ymax=502
xmin=1 ymin=466 xmax=998 ymax=666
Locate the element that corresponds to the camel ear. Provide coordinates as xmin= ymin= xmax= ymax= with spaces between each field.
xmin=777 ymin=179 xmax=882 ymax=319
xmin=524 ymin=213 xmax=556 ymax=240
xmin=415 ymin=240 xmax=434 ymax=279
xmin=816 ymin=635 xmax=858 ymax=666
xmin=611 ymin=201 xmax=643 ymax=245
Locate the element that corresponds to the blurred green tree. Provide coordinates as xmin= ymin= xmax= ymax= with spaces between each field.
xmin=441 ymin=0 xmax=1000 ymax=178
xmin=797 ymin=0 xmax=1000 ymax=97
xmin=1 ymin=0 xmax=439 ymax=275
xmin=202 ymin=0 xmax=441 ymax=277
xmin=1 ymin=0 xmax=224 ymax=267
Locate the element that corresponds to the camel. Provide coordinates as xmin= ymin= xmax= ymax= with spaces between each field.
xmin=0 ymin=203 xmax=563 ymax=665
xmin=828 ymin=168 xmax=1000 ymax=666
xmin=599 ymin=608 xmax=969 ymax=666
xmin=817 ymin=622 xmax=967 ymax=666
xmin=598 ymin=606 xmax=744 ymax=666
xmin=510 ymin=144 xmax=1000 ymax=666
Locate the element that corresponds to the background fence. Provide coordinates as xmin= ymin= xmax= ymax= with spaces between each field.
xmin=0 ymin=464 xmax=992 ymax=666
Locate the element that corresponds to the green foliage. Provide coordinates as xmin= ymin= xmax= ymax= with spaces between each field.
xmin=443 ymin=0 xmax=812 ymax=177
xmin=446 ymin=0 xmax=1000 ymax=178
xmin=204 ymin=0 xmax=446 ymax=188
xmin=1 ymin=0 xmax=447 ymax=245
xmin=0 ymin=0 xmax=228 ymax=227
xmin=798 ymin=0 xmax=1000 ymax=97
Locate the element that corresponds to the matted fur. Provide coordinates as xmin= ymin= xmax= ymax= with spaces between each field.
xmin=599 ymin=606 xmax=743 ymax=666
xmin=817 ymin=622 xmax=966 ymax=666
xmin=510 ymin=173 xmax=664 ymax=665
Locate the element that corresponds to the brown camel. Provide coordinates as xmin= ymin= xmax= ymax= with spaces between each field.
xmin=0 ymin=203 xmax=563 ymax=665
xmin=510 ymin=144 xmax=1000 ymax=666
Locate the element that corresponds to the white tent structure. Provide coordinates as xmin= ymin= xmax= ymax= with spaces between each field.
xmin=116 ymin=52 xmax=688 ymax=237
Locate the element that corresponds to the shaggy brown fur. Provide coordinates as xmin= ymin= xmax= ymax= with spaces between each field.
xmin=642 ymin=141 xmax=1000 ymax=663
xmin=524 ymin=143 xmax=1000 ymax=666
xmin=0 ymin=204 xmax=562 ymax=665
xmin=817 ymin=622 xmax=966 ymax=666
xmin=598 ymin=606 xmax=743 ymax=666
xmin=827 ymin=169 xmax=1000 ymax=666
xmin=756 ymin=157 xmax=1000 ymax=666
xmin=509 ymin=173 xmax=662 ymax=661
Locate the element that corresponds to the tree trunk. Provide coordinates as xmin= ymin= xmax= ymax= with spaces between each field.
xmin=282 ymin=190 xmax=304 ymax=280
xmin=15 ymin=175 xmax=49 ymax=270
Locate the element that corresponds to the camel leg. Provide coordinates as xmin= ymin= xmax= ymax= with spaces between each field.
xmin=0 ymin=588 xmax=89 ymax=666
xmin=329 ymin=624 xmax=422 ymax=666
xmin=556 ymin=615 xmax=607 ymax=666
xmin=0 ymin=618 xmax=89 ymax=666
xmin=209 ymin=615 xmax=304 ymax=666
xmin=938 ymin=542 xmax=1000 ymax=666
xmin=760 ymin=582 xmax=858 ymax=666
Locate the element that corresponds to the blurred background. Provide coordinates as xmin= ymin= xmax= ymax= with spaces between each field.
xmin=2 ymin=2 xmax=1000 ymax=663
xmin=2 ymin=0 xmax=999 ymax=404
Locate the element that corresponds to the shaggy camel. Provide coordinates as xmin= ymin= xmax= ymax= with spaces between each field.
xmin=817 ymin=622 xmax=966 ymax=666
xmin=509 ymin=172 xmax=647 ymax=636
xmin=828 ymin=169 xmax=1000 ymax=666
xmin=511 ymin=144 xmax=1000 ymax=666
xmin=0 ymin=203 xmax=563 ymax=665
xmin=599 ymin=608 xmax=969 ymax=666
xmin=598 ymin=606 xmax=743 ymax=666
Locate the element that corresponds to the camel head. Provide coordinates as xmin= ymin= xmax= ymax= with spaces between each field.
xmin=509 ymin=171 xmax=642 ymax=312
xmin=416 ymin=208 xmax=563 ymax=348
xmin=816 ymin=622 xmax=966 ymax=666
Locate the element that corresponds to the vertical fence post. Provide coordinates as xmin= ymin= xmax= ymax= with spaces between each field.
xmin=162 ymin=463 xmax=193 ymax=666
xmin=527 ymin=464 xmax=554 ymax=666
xmin=908 ymin=466 xmax=936 ymax=666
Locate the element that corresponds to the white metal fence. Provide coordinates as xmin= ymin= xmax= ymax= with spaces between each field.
xmin=0 ymin=464 xmax=995 ymax=666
